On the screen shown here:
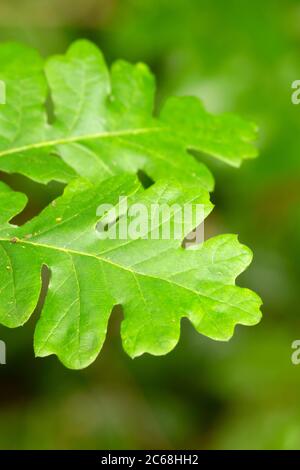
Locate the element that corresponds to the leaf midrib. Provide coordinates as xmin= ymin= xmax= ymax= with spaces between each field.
xmin=0 ymin=127 xmax=165 ymax=158
xmin=0 ymin=237 xmax=204 ymax=309
xmin=0 ymin=237 xmax=257 ymax=316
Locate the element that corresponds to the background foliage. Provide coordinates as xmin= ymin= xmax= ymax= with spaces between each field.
xmin=0 ymin=0 xmax=299 ymax=449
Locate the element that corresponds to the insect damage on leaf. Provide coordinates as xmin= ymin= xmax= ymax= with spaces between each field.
xmin=0 ymin=40 xmax=258 ymax=190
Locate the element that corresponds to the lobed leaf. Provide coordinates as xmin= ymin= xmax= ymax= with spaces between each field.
xmin=0 ymin=177 xmax=261 ymax=369
xmin=0 ymin=40 xmax=258 ymax=190
xmin=0 ymin=40 xmax=262 ymax=368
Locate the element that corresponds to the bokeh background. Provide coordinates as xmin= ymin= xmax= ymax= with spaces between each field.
xmin=0 ymin=0 xmax=300 ymax=450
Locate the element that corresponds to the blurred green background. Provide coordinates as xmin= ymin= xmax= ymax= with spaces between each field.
xmin=0 ymin=0 xmax=300 ymax=450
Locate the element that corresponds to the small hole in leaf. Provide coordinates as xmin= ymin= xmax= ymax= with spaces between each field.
xmin=137 ymin=170 xmax=154 ymax=189
xmin=34 ymin=264 xmax=51 ymax=318
xmin=181 ymin=222 xmax=205 ymax=249
xmin=104 ymin=215 xmax=120 ymax=232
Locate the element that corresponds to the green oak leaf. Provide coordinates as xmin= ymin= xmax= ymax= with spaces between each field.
xmin=0 ymin=175 xmax=262 ymax=369
xmin=0 ymin=40 xmax=258 ymax=190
